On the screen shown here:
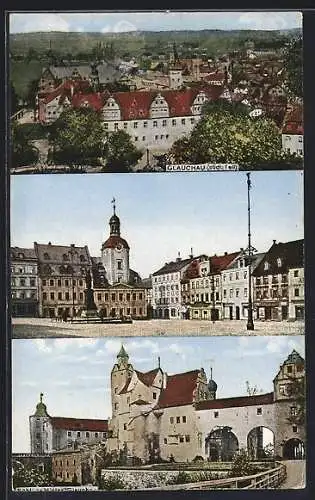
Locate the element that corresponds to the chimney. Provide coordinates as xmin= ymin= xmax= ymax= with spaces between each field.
xmin=176 ymin=251 xmax=181 ymax=262
xmin=158 ymin=356 xmax=160 ymax=369
xmin=240 ymin=247 xmax=244 ymax=252
xmin=273 ymin=240 xmax=276 ymax=245
xmin=224 ymin=252 xmax=228 ymax=256
xmin=70 ymin=244 xmax=75 ymax=247
xmin=189 ymin=247 xmax=194 ymax=259
xmin=48 ymin=241 xmax=51 ymax=245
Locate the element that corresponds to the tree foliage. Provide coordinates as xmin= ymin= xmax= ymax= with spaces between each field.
xmin=13 ymin=464 xmax=52 ymax=488
xmin=284 ymin=37 xmax=303 ymax=98
xmin=11 ymin=122 xmax=39 ymax=167
xmin=168 ymin=106 xmax=297 ymax=168
xmin=49 ymin=107 xmax=105 ymax=166
xmin=103 ymin=130 xmax=142 ymax=172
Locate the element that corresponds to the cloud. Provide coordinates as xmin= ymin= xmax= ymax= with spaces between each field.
xmin=238 ymin=12 xmax=302 ymax=30
xmin=10 ymin=13 xmax=70 ymax=33
xmin=113 ymin=20 xmax=137 ymax=33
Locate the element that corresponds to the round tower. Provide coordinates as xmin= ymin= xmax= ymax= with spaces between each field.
xmin=101 ymin=199 xmax=130 ymax=285
xmin=29 ymin=393 xmax=51 ymax=454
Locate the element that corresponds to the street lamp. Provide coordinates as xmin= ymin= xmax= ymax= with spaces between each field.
xmin=245 ymin=173 xmax=256 ymax=331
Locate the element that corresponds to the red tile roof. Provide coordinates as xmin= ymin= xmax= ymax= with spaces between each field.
xmin=102 ymin=235 xmax=130 ymax=251
xmin=51 ymin=417 xmax=108 ymax=432
xmin=135 ymin=368 xmax=160 ymax=387
xmin=195 ymin=392 xmax=274 ymax=411
xmin=282 ymin=105 xmax=304 ymax=135
xmin=72 ymin=91 xmax=109 ymax=112
xmin=111 ymin=86 xmax=224 ymax=121
xmin=210 ymin=252 xmax=240 ymax=273
xmin=157 ymin=370 xmax=200 ymax=408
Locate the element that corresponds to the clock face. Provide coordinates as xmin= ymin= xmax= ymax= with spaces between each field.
xmin=116 ymin=244 xmax=122 ymax=251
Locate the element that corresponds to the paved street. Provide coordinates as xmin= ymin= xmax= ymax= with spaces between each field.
xmin=280 ymin=460 xmax=306 ymax=489
xmin=12 ymin=318 xmax=304 ymax=338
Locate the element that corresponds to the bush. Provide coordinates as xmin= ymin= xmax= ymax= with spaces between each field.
xmin=99 ymin=477 xmax=125 ymax=490
xmin=229 ymin=449 xmax=257 ymax=478
xmin=192 ymin=455 xmax=204 ymax=462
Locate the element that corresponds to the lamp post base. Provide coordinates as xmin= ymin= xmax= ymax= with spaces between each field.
xmin=246 ymin=319 xmax=254 ymax=331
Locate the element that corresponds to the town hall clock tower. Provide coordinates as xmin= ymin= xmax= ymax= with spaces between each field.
xmin=101 ymin=199 xmax=130 ymax=285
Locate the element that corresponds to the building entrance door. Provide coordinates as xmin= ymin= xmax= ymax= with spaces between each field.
xmin=265 ymin=307 xmax=272 ymax=320
xmin=235 ymin=306 xmax=240 ymax=320
xmin=283 ymin=439 xmax=305 ymax=459
xmin=229 ymin=306 xmax=233 ymax=320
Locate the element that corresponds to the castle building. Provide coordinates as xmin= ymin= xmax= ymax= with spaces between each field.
xmin=11 ymin=247 xmax=39 ymax=317
xmin=29 ymin=393 xmax=108 ymax=455
xmin=106 ymin=347 xmax=305 ymax=463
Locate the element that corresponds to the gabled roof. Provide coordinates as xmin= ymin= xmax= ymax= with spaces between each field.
xmin=210 ymin=252 xmax=240 ymax=273
xmin=72 ymin=91 xmax=109 ymax=112
xmin=283 ymin=349 xmax=304 ymax=366
xmin=50 ymin=417 xmax=108 ymax=432
xmin=195 ymin=392 xmax=274 ymax=411
xmin=153 ymin=255 xmax=208 ymax=276
xmin=252 ymin=239 xmax=304 ymax=276
xmin=157 ymin=370 xmax=200 ymax=408
xmin=108 ymin=86 xmax=224 ymax=121
xmin=34 ymin=243 xmax=91 ymax=265
xmin=135 ymin=368 xmax=160 ymax=387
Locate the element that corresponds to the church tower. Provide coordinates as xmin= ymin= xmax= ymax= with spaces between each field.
xmin=101 ymin=199 xmax=130 ymax=285
xmin=29 ymin=393 xmax=51 ymax=454
xmin=168 ymin=42 xmax=183 ymax=90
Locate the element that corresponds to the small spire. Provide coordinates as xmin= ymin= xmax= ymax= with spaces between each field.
xmin=117 ymin=344 xmax=128 ymax=358
xmin=158 ymin=356 xmax=160 ymax=369
xmin=111 ymin=197 xmax=116 ymax=215
xmin=40 ymin=392 xmax=43 ymax=403
xmin=210 ymin=367 xmax=213 ymax=380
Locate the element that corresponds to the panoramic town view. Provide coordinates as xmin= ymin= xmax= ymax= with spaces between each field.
xmin=8 ymin=10 xmax=306 ymax=494
xmin=12 ymin=336 xmax=305 ymax=490
xmin=9 ymin=11 xmax=303 ymax=173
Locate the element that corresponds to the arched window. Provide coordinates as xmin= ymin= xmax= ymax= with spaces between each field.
xmin=277 ymin=257 xmax=282 ymax=268
xmin=80 ymin=255 xmax=86 ymax=262
xmin=63 ymin=254 xmax=69 ymax=261
xmin=43 ymin=253 xmax=50 ymax=260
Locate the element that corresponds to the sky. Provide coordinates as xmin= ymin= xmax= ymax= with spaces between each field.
xmin=10 ymin=171 xmax=304 ymax=278
xmin=12 ymin=335 xmax=305 ymax=452
xmin=9 ymin=11 xmax=302 ymax=34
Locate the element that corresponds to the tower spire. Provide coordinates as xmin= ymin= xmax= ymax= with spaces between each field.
xmin=111 ymin=197 xmax=116 ymax=215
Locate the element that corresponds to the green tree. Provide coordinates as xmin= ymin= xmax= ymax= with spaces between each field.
xmin=168 ymin=107 xmax=295 ymax=168
xmin=10 ymin=82 xmax=19 ymax=115
xmin=103 ymin=130 xmax=142 ymax=172
xmin=284 ymin=36 xmax=302 ymax=98
xmin=49 ymin=107 xmax=105 ymax=167
xmin=11 ymin=122 xmax=39 ymax=168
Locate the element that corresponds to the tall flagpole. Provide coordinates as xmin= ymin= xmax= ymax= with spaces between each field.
xmin=246 ymin=173 xmax=254 ymax=331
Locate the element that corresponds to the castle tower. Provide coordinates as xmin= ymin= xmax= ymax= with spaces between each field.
xmin=101 ymin=198 xmax=130 ymax=285
xmin=29 ymin=393 xmax=51 ymax=454
xmin=110 ymin=345 xmax=134 ymax=418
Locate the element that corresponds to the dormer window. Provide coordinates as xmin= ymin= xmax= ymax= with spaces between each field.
xmin=264 ymin=261 xmax=269 ymax=271
xmin=277 ymin=258 xmax=282 ymax=268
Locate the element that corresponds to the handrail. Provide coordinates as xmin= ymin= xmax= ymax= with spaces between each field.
xmin=143 ymin=461 xmax=287 ymax=490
